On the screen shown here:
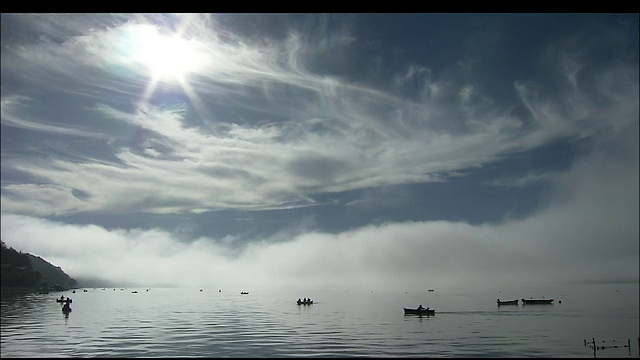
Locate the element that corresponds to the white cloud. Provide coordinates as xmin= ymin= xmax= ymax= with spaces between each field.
xmin=1 ymin=95 xmax=112 ymax=139
xmin=487 ymin=171 xmax=553 ymax=188
xmin=2 ymin=135 xmax=637 ymax=290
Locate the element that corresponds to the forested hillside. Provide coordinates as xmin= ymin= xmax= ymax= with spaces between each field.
xmin=1 ymin=240 xmax=76 ymax=290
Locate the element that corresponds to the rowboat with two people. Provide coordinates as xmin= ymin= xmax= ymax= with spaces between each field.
xmin=403 ymin=305 xmax=435 ymax=315
xmin=297 ymin=297 xmax=313 ymax=305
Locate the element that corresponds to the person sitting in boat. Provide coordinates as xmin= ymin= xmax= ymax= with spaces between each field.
xmin=297 ymin=298 xmax=302 ymax=304
xmin=417 ymin=305 xmax=425 ymax=311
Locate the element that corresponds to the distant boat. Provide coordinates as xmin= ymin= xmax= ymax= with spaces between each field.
xmin=497 ymin=299 xmax=518 ymax=305
xmin=403 ymin=307 xmax=435 ymax=315
xmin=521 ymin=298 xmax=553 ymax=305
xmin=297 ymin=299 xmax=313 ymax=305
xmin=428 ymin=289 xmax=435 ymax=292
xmin=240 ymin=291 xmax=249 ymax=295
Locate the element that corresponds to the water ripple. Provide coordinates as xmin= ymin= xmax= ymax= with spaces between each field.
xmin=2 ymin=286 xmax=638 ymax=358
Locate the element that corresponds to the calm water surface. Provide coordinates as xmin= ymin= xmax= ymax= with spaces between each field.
xmin=1 ymin=283 xmax=638 ymax=357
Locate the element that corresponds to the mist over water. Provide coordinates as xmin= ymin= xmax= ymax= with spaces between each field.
xmin=1 ymin=283 xmax=638 ymax=357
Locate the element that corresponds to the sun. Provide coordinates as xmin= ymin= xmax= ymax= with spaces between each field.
xmin=125 ymin=24 xmax=208 ymax=83
xmin=136 ymin=34 xmax=205 ymax=82
xmin=111 ymin=21 xmax=213 ymax=116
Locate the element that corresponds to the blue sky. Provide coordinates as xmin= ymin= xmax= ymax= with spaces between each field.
xmin=1 ymin=13 xmax=638 ymax=290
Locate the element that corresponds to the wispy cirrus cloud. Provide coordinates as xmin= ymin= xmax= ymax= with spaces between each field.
xmin=1 ymin=14 xmax=637 ymax=218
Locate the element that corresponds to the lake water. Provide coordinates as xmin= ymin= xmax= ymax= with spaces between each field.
xmin=1 ymin=283 xmax=638 ymax=357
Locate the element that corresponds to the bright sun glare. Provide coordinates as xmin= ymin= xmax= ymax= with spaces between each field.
xmin=127 ymin=24 xmax=207 ymax=83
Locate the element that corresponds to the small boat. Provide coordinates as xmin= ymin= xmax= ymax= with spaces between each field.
xmin=56 ymin=298 xmax=72 ymax=304
xmin=297 ymin=300 xmax=313 ymax=305
xmin=521 ymin=298 xmax=554 ymax=305
xmin=497 ymin=299 xmax=518 ymax=305
xmin=428 ymin=289 xmax=435 ymax=292
xmin=240 ymin=291 xmax=249 ymax=294
xmin=403 ymin=307 xmax=435 ymax=315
